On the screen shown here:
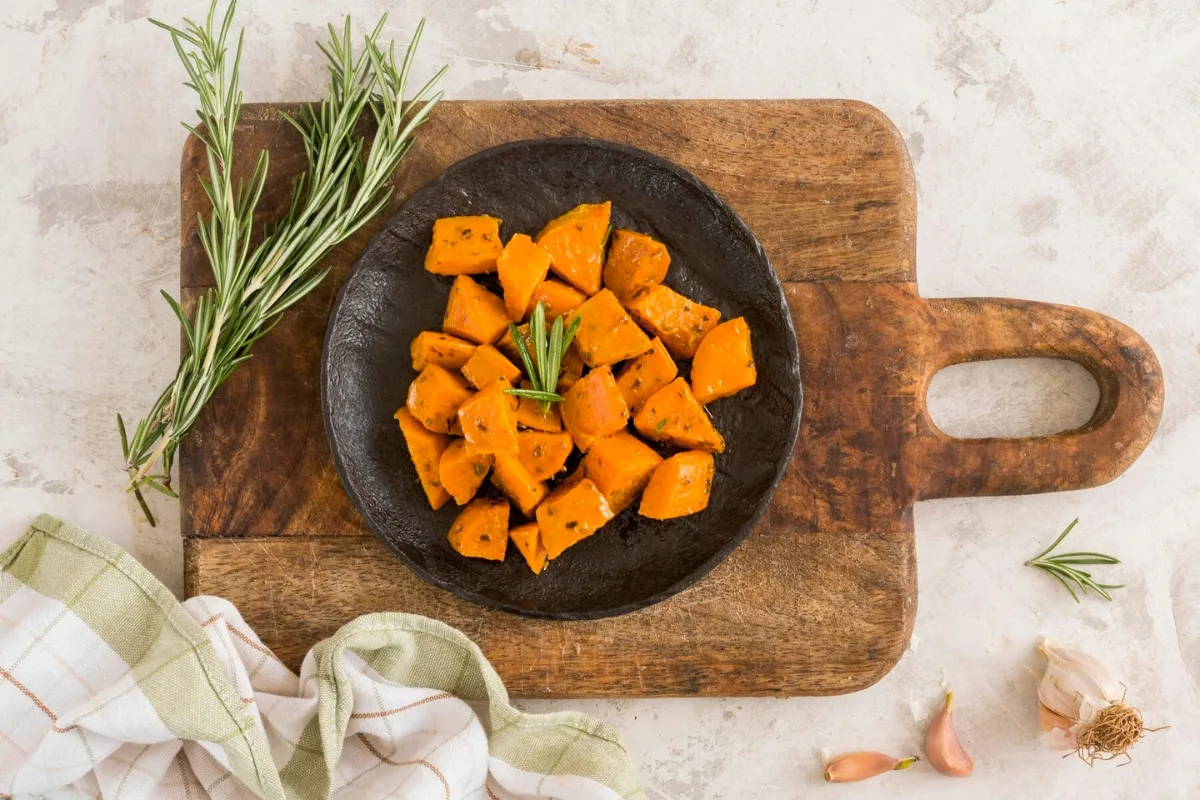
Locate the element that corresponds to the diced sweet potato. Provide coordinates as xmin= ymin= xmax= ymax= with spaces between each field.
xmin=497 ymin=233 xmax=552 ymax=322
xmin=491 ymin=453 xmax=548 ymax=516
xmin=410 ymin=331 xmax=476 ymax=372
xmin=583 ymin=430 xmax=663 ymax=513
xmin=407 ymin=365 xmax=474 ymax=434
xmin=509 ymin=521 xmax=548 ymax=575
xmin=561 ymin=366 xmax=630 ymax=452
xmin=495 ymin=323 xmax=529 ymax=363
xmin=691 ymin=317 xmax=756 ymax=404
xmin=518 ymin=430 xmax=574 ymax=480
xmin=443 ymin=275 xmax=511 ymax=345
xmin=626 ymin=285 xmax=721 ymax=358
xmin=559 ymin=461 xmax=588 ymax=491
xmin=425 ymin=215 xmax=503 ymax=275
xmin=638 ymin=451 xmax=715 ymax=519
xmin=527 ymin=279 xmax=586 ymax=322
xmin=457 ymin=380 xmax=519 ymax=456
xmin=603 ymin=229 xmax=670 ymax=302
xmin=447 ymin=498 xmax=509 ymax=560
xmin=567 ymin=288 xmax=653 ymax=368
xmin=515 ymin=381 xmax=563 ymax=432
xmin=438 ymin=438 xmax=493 ymax=506
xmin=461 ymin=344 xmax=522 ymax=389
xmin=557 ymin=347 xmax=585 ymax=393
xmin=534 ymin=202 xmax=611 ymax=295
xmin=633 ymin=378 xmax=725 ymax=453
xmin=536 ymin=478 xmax=615 ymax=559
xmin=614 ymin=337 xmax=677 ymax=413
xmin=394 ymin=408 xmax=451 ymax=510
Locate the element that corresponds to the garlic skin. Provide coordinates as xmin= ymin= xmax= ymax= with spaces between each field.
xmin=1036 ymin=638 xmax=1124 ymax=749
xmin=823 ymin=751 xmax=918 ymax=783
xmin=925 ymin=692 xmax=974 ymax=777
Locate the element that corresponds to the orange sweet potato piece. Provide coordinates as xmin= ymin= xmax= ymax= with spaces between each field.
xmin=638 ymin=451 xmax=715 ymax=519
xmin=425 ymin=216 xmax=503 ymax=275
xmin=490 ymin=453 xmax=548 ymax=516
xmin=633 ymin=378 xmax=725 ymax=453
xmin=410 ymin=331 xmax=476 ymax=372
xmin=603 ymin=229 xmax=670 ymax=302
xmin=557 ymin=347 xmax=585 ymax=393
xmin=583 ymin=430 xmax=663 ymax=513
xmin=461 ymin=344 xmax=522 ymax=389
xmin=394 ymin=408 xmax=451 ymax=510
xmin=495 ymin=323 xmax=529 ymax=363
xmin=509 ymin=521 xmax=548 ymax=574
xmin=527 ymin=279 xmax=586 ymax=321
xmin=534 ymin=202 xmax=611 ymax=295
xmin=514 ymin=381 xmax=563 ymax=432
xmin=407 ymin=365 xmax=474 ymax=434
xmin=518 ymin=430 xmax=574 ymax=480
xmin=457 ymin=380 xmax=519 ymax=456
xmin=443 ymin=275 xmax=511 ymax=345
xmin=560 ymin=366 xmax=630 ymax=452
xmin=568 ymin=288 xmax=653 ymax=368
xmin=438 ymin=438 xmax=494 ymax=506
xmin=626 ymin=285 xmax=721 ymax=359
xmin=447 ymin=497 xmax=510 ymax=560
xmin=536 ymin=478 xmax=615 ymax=559
xmin=691 ymin=317 xmax=756 ymax=404
xmin=497 ymin=233 xmax=552 ymax=321
xmin=614 ymin=337 xmax=677 ymax=413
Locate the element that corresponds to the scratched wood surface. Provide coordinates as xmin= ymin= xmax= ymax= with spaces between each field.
xmin=181 ymin=100 xmax=1163 ymax=697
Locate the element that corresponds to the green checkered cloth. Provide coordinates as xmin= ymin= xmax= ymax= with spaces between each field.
xmin=0 ymin=515 xmax=644 ymax=799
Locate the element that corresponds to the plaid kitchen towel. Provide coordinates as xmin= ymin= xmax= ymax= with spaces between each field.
xmin=0 ymin=515 xmax=644 ymax=799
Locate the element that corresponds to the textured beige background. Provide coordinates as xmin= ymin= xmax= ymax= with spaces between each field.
xmin=2 ymin=0 xmax=1198 ymax=796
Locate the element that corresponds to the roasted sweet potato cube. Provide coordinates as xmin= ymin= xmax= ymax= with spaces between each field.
xmin=557 ymin=347 xmax=585 ymax=393
xmin=510 ymin=521 xmax=548 ymax=575
xmin=394 ymin=408 xmax=451 ymax=510
xmin=514 ymin=381 xmax=563 ymax=432
xmin=527 ymin=279 xmax=586 ymax=322
xmin=691 ymin=317 xmax=756 ymax=404
xmin=457 ymin=380 xmax=519 ymax=456
xmin=583 ymin=430 xmax=663 ymax=513
xmin=497 ymin=233 xmax=552 ymax=322
xmin=603 ymin=229 xmax=670 ymax=302
xmin=615 ymin=337 xmax=678 ymax=413
xmin=536 ymin=478 xmax=614 ymax=559
xmin=438 ymin=438 xmax=493 ymax=506
xmin=534 ymin=202 xmax=611 ymax=295
xmin=518 ymin=430 xmax=574 ymax=480
xmin=633 ymin=378 xmax=725 ymax=453
xmin=638 ymin=451 xmax=715 ymax=519
xmin=407 ymin=365 xmax=474 ymax=434
xmin=626 ymin=285 xmax=721 ymax=359
xmin=443 ymin=275 xmax=511 ymax=345
xmin=491 ymin=453 xmax=548 ymax=517
xmin=447 ymin=498 xmax=509 ymax=560
xmin=425 ymin=215 xmax=503 ymax=275
xmin=567 ymin=289 xmax=653 ymax=368
xmin=561 ymin=366 xmax=630 ymax=452
xmin=410 ymin=331 xmax=476 ymax=372
xmin=461 ymin=344 xmax=522 ymax=389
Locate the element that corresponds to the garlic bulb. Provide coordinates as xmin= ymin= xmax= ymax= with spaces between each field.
xmin=1035 ymin=638 xmax=1150 ymax=762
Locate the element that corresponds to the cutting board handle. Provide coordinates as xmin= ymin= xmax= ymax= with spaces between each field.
xmin=904 ymin=297 xmax=1164 ymax=500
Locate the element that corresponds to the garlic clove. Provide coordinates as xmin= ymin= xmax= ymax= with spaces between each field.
xmin=925 ymin=691 xmax=974 ymax=777
xmin=1037 ymin=701 xmax=1078 ymax=750
xmin=1037 ymin=638 xmax=1123 ymax=725
xmin=823 ymin=751 xmax=918 ymax=783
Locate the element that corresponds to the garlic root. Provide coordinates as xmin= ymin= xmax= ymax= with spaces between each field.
xmin=823 ymin=751 xmax=918 ymax=783
xmin=925 ymin=691 xmax=974 ymax=777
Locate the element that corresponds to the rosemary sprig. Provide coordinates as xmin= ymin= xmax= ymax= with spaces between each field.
xmin=505 ymin=302 xmax=581 ymax=413
xmin=1026 ymin=518 xmax=1123 ymax=602
xmin=119 ymin=0 xmax=444 ymax=524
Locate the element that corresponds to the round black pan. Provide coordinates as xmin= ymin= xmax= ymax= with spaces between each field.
xmin=322 ymin=137 xmax=802 ymax=619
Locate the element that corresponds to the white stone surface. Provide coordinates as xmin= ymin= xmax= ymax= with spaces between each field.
xmin=2 ymin=0 xmax=1198 ymax=796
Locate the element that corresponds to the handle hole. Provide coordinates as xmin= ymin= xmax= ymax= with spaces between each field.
xmin=927 ymin=358 xmax=1099 ymax=439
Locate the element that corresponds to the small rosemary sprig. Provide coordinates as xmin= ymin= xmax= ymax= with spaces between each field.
xmin=505 ymin=302 xmax=581 ymax=413
xmin=1026 ymin=518 xmax=1123 ymax=602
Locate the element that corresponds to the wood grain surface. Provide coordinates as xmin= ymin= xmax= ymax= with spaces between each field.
xmin=181 ymin=100 xmax=1163 ymax=697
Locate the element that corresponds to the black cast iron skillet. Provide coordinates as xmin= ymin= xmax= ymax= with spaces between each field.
xmin=322 ymin=138 xmax=802 ymax=619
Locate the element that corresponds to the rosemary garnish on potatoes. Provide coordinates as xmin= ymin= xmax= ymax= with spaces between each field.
xmin=505 ymin=302 xmax=581 ymax=413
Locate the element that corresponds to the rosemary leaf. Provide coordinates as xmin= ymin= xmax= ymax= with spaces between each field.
xmin=1026 ymin=518 xmax=1122 ymax=603
xmin=505 ymin=389 xmax=564 ymax=402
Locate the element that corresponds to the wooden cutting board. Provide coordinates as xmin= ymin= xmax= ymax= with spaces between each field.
xmin=181 ymin=100 xmax=1163 ymax=697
